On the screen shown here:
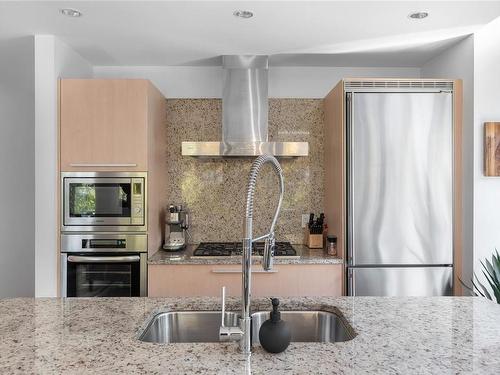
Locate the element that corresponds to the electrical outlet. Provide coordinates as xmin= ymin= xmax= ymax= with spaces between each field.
xmin=301 ymin=214 xmax=310 ymax=228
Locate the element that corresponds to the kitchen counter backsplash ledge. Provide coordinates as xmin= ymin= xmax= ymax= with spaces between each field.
xmin=148 ymin=245 xmax=343 ymax=265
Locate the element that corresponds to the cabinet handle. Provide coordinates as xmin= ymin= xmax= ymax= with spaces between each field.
xmin=69 ymin=163 xmax=138 ymax=167
xmin=211 ymin=269 xmax=278 ymax=274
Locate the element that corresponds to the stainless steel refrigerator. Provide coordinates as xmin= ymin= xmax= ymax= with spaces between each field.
xmin=346 ymin=89 xmax=454 ymax=296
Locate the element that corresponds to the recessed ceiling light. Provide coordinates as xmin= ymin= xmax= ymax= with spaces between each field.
xmin=233 ymin=10 xmax=253 ymax=19
xmin=408 ymin=11 xmax=429 ymax=20
xmin=60 ymin=8 xmax=82 ymax=18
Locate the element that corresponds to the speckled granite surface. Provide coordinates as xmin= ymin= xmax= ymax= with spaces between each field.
xmin=165 ymin=99 xmax=324 ymax=245
xmin=1 ymin=296 xmax=499 ymax=374
xmin=148 ymin=244 xmax=343 ymax=265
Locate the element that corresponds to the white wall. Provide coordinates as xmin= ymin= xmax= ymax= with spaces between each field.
xmin=34 ymin=36 xmax=92 ymax=297
xmin=421 ymin=36 xmax=474 ymax=288
xmin=93 ymin=66 xmax=420 ymax=98
xmin=0 ymin=36 xmax=35 ymax=297
xmin=473 ymin=17 xmax=500 ymax=286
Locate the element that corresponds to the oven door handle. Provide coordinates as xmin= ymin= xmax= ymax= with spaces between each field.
xmin=68 ymin=163 xmax=138 ymax=167
xmin=67 ymin=255 xmax=141 ymax=263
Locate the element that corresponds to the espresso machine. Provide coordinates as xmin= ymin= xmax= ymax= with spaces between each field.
xmin=163 ymin=204 xmax=189 ymax=251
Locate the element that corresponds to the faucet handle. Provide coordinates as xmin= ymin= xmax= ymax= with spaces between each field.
xmin=263 ymin=234 xmax=275 ymax=271
xmin=220 ymin=286 xmax=226 ymax=327
xmin=219 ymin=285 xmax=244 ymax=342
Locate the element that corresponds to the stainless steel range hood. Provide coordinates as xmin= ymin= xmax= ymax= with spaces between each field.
xmin=181 ymin=55 xmax=309 ymax=157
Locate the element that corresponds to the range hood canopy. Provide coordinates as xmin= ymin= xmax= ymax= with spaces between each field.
xmin=181 ymin=55 xmax=309 ymax=157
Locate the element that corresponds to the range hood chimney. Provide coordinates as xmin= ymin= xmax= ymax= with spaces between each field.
xmin=181 ymin=55 xmax=309 ymax=157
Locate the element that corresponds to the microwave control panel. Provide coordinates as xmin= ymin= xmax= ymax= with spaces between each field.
xmin=131 ymin=178 xmax=145 ymax=225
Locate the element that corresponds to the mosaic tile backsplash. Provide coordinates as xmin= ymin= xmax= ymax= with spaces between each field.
xmin=165 ymin=99 xmax=324 ymax=244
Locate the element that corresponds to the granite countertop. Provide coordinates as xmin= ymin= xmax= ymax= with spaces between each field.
xmin=148 ymin=244 xmax=343 ymax=265
xmin=1 ymin=296 xmax=500 ymax=374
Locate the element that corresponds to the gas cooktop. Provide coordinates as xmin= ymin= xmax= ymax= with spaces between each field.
xmin=192 ymin=242 xmax=298 ymax=258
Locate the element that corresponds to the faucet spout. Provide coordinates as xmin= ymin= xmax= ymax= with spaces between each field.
xmin=241 ymin=154 xmax=285 ymax=354
xmin=218 ymin=154 xmax=285 ymax=354
xmin=244 ymin=155 xmax=285 ymax=241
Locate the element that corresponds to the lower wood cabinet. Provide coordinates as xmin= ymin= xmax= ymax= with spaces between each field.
xmin=148 ymin=263 xmax=343 ymax=297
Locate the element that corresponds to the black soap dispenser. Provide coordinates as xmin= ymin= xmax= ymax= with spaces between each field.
xmin=258 ymin=298 xmax=291 ymax=353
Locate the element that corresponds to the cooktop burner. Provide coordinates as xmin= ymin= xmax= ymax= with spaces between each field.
xmin=193 ymin=242 xmax=297 ymax=257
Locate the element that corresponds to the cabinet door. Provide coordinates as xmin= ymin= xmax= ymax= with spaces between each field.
xmin=148 ymin=264 xmax=343 ymax=297
xmin=60 ymin=79 xmax=149 ymax=171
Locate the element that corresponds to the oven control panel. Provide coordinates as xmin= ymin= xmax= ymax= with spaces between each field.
xmin=61 ymin=234 xmax=148 ymax=253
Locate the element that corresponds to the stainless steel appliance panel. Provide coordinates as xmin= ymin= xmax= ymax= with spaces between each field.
xmin=251 ymin=310 xmax=355 ymax=343
xmin=222 ymin=55 xmax=268 ymax=143
xmin=181 ymin=55 xmax=309 ymax=158
xmin=349 ymin=92 xmax=453 ymax=266
xmin=139 ymin=311 xmax=240 ymax=343
xmin=348 ymin=266 xmax=453 ymax=296
xmin=61 ymin=233 xmax=147 ymax=253
xmin=61 ymin=172 xmax=147 ymax=232
xmin=60 ymin=252 xmax=147 ymax=297
xmin=60 ymin=233 xmax=147 ymax=297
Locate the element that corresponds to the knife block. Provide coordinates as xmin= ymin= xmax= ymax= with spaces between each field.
xmin=304 ymin=229 xmax=324 ymax=249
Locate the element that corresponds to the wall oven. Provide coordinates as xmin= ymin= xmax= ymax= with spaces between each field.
xmin=60 ymin=234 xmax=147 ymax=297
xmin=61 ymin=172 xmax=147 ymax=232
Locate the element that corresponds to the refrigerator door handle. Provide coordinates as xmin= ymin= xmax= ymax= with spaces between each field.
xmin=347 ymin=268 xmax=355 ymax=296
xmin=346 ymin=92 xmax=354 ymax=266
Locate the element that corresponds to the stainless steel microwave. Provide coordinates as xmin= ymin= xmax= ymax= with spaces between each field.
xmin=61 ymin=172 xmax=147 ymax=232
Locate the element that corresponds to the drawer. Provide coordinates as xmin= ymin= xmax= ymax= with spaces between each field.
xmin=148 ymin=264 xmax=343 ymax=297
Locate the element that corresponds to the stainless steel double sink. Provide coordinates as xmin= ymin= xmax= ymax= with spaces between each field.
xmin=139 ymin=310 xmax=355 ymax=344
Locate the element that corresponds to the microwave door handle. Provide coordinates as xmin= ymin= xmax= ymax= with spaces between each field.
xmin=67 ymin=255 xmax=140 ymax=263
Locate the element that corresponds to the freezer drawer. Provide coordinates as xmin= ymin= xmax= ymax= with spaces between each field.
xmin=347 ymin=266 xmax=453 ymax=296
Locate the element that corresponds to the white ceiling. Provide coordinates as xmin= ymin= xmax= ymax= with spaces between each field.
xmin=1 ymin=1 xmax=500 ymax=67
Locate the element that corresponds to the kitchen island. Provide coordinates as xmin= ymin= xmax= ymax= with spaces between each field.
xmin=1 ymin=296 xmax=499 ymax=374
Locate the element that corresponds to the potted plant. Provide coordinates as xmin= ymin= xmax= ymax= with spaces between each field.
xmin=462 ymin=250 xmax=500 ymax=304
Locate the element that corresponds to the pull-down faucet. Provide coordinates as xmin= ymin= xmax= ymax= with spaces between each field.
xmin=219 ymin=154 xmax=285 ymax=355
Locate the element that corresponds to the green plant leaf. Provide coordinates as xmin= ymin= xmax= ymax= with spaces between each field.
xmin=472 ymin=251 xmax=500 ymax=304
xmin=483 ymin=259 xmax=499 ymax=284
xmin=481 ymin=259 xmax=500 ymax=288
xmin=473 ymin=274 xmax=491 ymax=300
xmin=459 ymin=277 xmax=475 ymax=296
xmin=481 ymin=270 xmax=500 ymax=304
xmin=491 ymin=255 xmax=500 ymax=280
xmin=492 ymin=250 xmax=500 ymax=281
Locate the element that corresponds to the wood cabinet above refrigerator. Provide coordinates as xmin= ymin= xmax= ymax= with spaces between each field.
xmin=59 ymin=79 xmax=165 ymax=172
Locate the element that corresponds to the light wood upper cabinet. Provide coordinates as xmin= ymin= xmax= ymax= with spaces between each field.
xmin=58 ymin=78 xmax=167 ymax=254
xmin=60 ymin=79 xmax=154 ymax=171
